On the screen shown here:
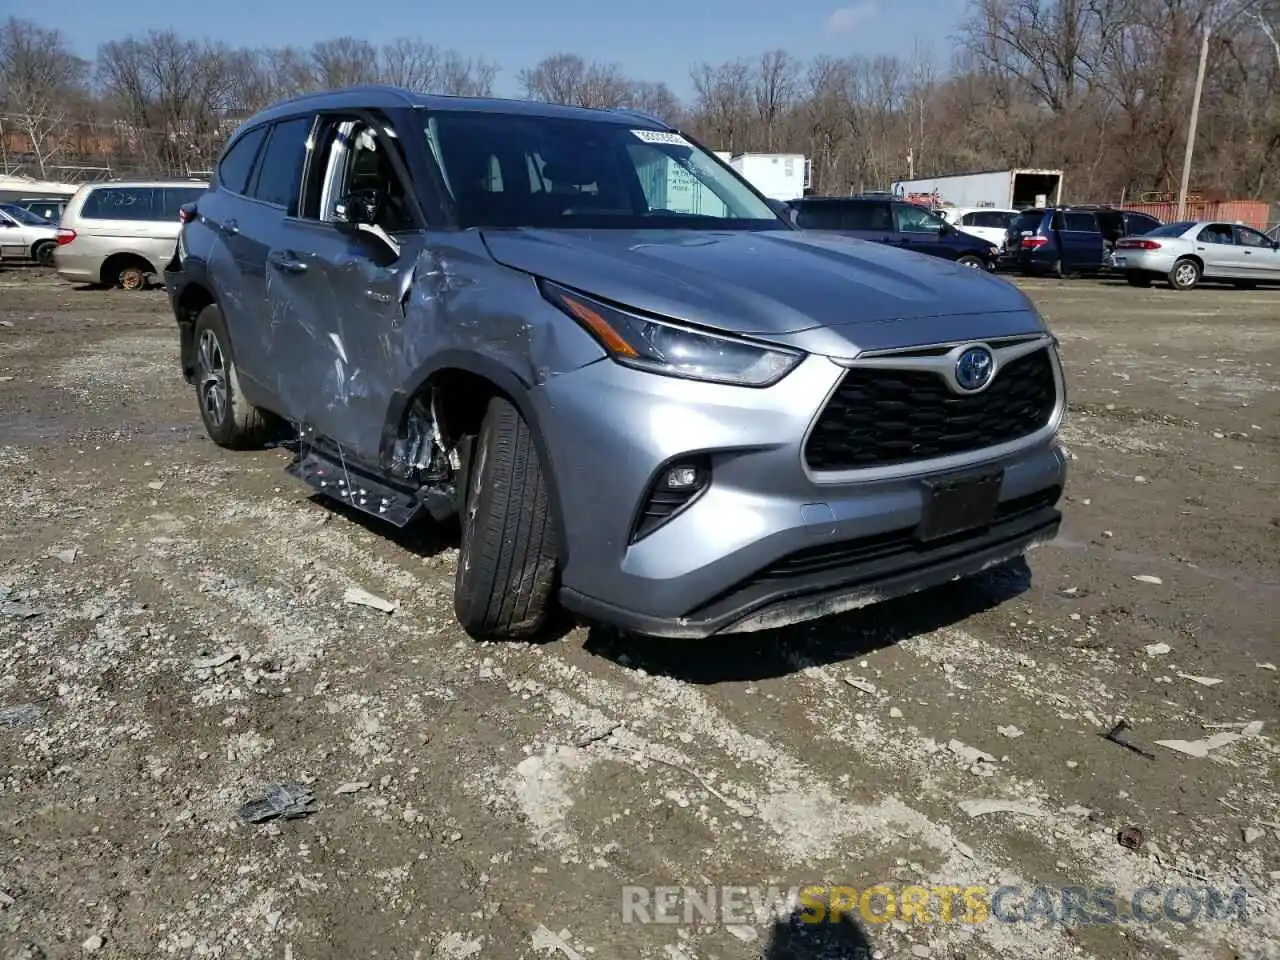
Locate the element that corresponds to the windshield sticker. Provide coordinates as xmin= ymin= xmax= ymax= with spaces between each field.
xmin=631 ymin=129 xmax=692 ymax=147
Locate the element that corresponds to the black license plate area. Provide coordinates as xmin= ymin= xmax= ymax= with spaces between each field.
xmin=917 ymin=469 xmax=1004 ymax=541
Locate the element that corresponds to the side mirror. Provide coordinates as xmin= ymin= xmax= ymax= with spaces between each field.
xmin=335 ymin=191 xmax=380 ymax=227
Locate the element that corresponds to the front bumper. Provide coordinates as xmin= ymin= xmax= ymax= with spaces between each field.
xmin=536 ymin=350 xmax=1068 ymax=638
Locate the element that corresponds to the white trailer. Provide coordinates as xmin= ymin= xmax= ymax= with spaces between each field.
xmin=728 ymin=153 xmax=810 ymax=201
xmin=889 ymin=168 xmax=1064 ymax=210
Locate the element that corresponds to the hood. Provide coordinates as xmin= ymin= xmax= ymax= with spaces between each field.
xmin=481 ymin=228 xmax=1045 ymax=353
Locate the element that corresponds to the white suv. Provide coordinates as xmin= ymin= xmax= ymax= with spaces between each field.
xmin=940 ymin=207 xmax=1020 ymax=252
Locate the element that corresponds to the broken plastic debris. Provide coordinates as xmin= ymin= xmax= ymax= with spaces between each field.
xmin=958 ymin=799 xmax=1046 ymax=819
xmin=844 ymin=676 xmax=877 ymax=695
xmin=334 ymin=781 xmax=371 ymax=795
xmin=1257 ymin=662 xmax=1277 ymax=672
xmin=1177 ymin=672 xmax=1223 ymax=687
xmin=1143 ymin=642 xmax=1172 ymax=656
xmin=343 ymin=586 xmax=396 ymax=613
xmin=947 ymin=739 xmax=997 ymax=765
xmin=52 ymin=548 xmax=78 ymax=564
xmin=147 ymin=480 xmax=165 ymax=490
xmin=996 ymin=725 xmax=1024 ymax=738
xmin=237 ymin=784 xmax=318 ymax=824
xmin=0 ymin=702 xmax=46 ymax=729
xmin=192 ymin=649 xmax=242 ymax=670
xmin=1154 ymin=731 xmax=1242 ymax=759
xmin=1243 ymin=827 xmax=1265 ymax=845
xmin=1132 ymin=574 xmax=1163 ymax=585
xmin=1101 ymin=720 xmax=1156 ymax=760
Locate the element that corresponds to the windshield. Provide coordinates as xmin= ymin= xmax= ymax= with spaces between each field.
xmin=0 ymin=203 xmax=52 ymax=226
xmin=421 ymin=111 xmax=781 ymax=230
xmin=1144 ymin=221 xmax=1194 ymax=238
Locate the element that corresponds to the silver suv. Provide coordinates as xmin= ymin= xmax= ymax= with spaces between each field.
xmin=165 ymin=86 xmax=1068 ymax=640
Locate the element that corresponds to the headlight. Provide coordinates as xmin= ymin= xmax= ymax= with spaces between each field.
xmin=539 ymin=280 xmax=803 ymax=387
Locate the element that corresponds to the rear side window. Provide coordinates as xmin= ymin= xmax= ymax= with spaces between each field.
xmin=218 ymin=126 xmax=268 ymax=195
xmin=1011 ymin=212 xmax=1043 ymax=234
xmin=159 ymin=187 xmax=207 ymax=219
xmin=1063 ymin=212 xmax=1098 ymax=232
xmin=1125 ymin=214 xmax=1160 ymax=235
xmin=966 ymin=211 xmax=1014 ymax=228
xmin=794 ymin=203 xmax=843 ymax=230
xmin=844 ymin=202 xmax=892 ymax=231
xmin=79 ymin=187 xmax=159 ymax=221
xmin=250 ymin=117 xmax=314 ymax=209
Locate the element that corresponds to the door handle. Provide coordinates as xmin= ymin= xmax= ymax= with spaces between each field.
xmin=366 ymin=290 xmax=393 ymax=304
xmin=268 ymin=251 xmax=307 ymax=273
xmin=221 ymin=219 xmax=239 ymax=236
xmin=1243 ymin=250 xmax=1253 ymax=255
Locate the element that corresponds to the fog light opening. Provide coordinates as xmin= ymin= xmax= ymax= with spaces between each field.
xmin=630 ymin=457 xmax=711 ymax=543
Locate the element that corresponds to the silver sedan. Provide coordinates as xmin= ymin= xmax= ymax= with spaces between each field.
xmin=1112 ymin=219 xmax=1280 ymax=290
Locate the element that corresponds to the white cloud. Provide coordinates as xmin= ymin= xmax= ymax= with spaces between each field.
xmin=824 ymin=0 xmax=880 ymax=35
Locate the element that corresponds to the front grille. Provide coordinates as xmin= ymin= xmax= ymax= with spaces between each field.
xmin=805 ymin=347 xmax=1057 ymax=471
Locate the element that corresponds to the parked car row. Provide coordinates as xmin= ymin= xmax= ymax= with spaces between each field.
xmin=782 ymin=196 xmax=1278 ymax=291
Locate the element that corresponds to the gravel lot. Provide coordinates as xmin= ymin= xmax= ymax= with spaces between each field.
xmin=1 ymin=264 xmax=1277 ymax=960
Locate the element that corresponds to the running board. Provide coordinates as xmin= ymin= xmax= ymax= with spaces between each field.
xmin=285 ymin=447 xmax=456 ymax=528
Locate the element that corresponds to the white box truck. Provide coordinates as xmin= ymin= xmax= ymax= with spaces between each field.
xmin=890 ymin=168 xmax=1064 ymax=210
xmin=728 ymin=153 xmax=810 ymax=201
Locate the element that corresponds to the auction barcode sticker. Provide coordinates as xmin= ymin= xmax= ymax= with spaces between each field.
xmin=631 ymin=129 xmax=692 ymax=147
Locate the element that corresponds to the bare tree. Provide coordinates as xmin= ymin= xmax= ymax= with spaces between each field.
xmin=311 ymin=37 xmax=379 ymax=88
xmin=753 ymin=50 xmax=796 ymax=150
xmin=379 ymin=38 xmax=441 ymax=91
xmin=0 ymin=18 xmax=89 ymax=176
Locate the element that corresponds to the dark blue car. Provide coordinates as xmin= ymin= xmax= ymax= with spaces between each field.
xmin=785 ymin=196 xmax=998 ymax=269
xmin=1000 ymin=207 xmax=1109 ymax=276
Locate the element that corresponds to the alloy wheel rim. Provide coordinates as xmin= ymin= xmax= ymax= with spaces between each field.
xmin=197 ymin=329 xmax=228 ymax=426
xmin=1175 ymin=264 xmax=1195 ymax=286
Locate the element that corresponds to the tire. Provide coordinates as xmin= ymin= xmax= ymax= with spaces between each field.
xmin=31 ymin=240 xmax=55 ymax=266
xmin=191 ymin=304 xmax=276 ymax=449
xmin=1168 ymin=258 xmax=1201 ymax=291
xmin=116 ymin=262 xmax=149 ymax=290
xmin=1125 ymin=272 xmax=1152 ymax=288
xmin=454 ymin=395 xmax=558 ymax=640
xmin=956 ymin=254 xmax=985 ymax=269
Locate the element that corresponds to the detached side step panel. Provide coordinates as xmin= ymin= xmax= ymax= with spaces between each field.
xmin=286 ymin=447 xmax=424 ymax=527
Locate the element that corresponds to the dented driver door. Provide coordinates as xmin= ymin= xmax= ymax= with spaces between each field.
xmin=264 ymin=220 xmax=424 ymax=463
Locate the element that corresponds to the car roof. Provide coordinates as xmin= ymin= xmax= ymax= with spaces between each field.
xmin=237 ymin=84 xmax=672 ymax=132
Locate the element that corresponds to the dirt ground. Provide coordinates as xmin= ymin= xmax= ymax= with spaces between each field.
xmin=0 ymin=263 xmax=1277 ymax=960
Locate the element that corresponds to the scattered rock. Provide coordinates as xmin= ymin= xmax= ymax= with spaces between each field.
xmin=1117 ymin=827 xmax=1144 ymax=851
xmin=192 ymin=649 xmax=242 ymax=670
xmin=335 ymin=781 xmax=371 ymax=796
xmin=1134 ymin=475 xmax=1148 ymax=484
xmin=948 ymin=739 xmax=997 ymax=765
xmin=844 ymin=676 xmax=877 ymax=695
xmin=1243 ymin=827 xmax=1265 ymax=845
xmin=147 ymin=480 xmax=165 ymax=490
xmin=958 ymin=799 xmax=1046 ymax=819
xmin=910 ymin=946 xmax=931 ymax=958
xmin=1177 ymin=672 xmax=1222 ymax=687
xmin=343 ymin=586 xmax=396 ymax=613
xmin=1257 ymin=662 xmax=1277 ymax=672
xmin=52 ymin=548 xmax=78 ymax=564
xmin=1143 ymin=642 xmax=1172 ymax=656
xmin=996 ymin=725 xmax=1024 ymax=738
xmin=888 ymin=707 xmax=903 ymax=719
xmin=81 ymin=935 xmax=104 ymax=954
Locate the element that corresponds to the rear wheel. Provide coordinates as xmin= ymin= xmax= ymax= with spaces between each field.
xmin=454 ymin=396 xmax=558 ymax=640
xmin=31 ymin=240 xmax=55 ymax=266
xmin=116 ymin=262 xmax=149 ymax=290
xmin=191 ymin=304 xmax=277 ymax=449
xmin=1168 ymin=258 xmax=1201 ymax=291
xmin=1125 ymin=271 xmax=1152 ymax=288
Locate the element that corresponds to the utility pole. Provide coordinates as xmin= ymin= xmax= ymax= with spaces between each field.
xmin=1176 ymin=0 xmax=1265 ymax=220
xmin=1176 ymin=25 xmax=1211 ymax=221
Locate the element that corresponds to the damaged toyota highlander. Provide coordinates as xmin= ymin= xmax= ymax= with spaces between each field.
xmin=165 ymin=86 xmax=1067 ymax=641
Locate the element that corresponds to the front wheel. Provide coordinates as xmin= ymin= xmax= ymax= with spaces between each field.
xmin=1168 ymin=258 xmax=1201 ymax=291
xmin=191 ymin=304 xmax=277 ymax=449
xmin=955 ymin=254 xmax=985 ymax=270
xmin=454 ymin=396 xmax=558 ymax=640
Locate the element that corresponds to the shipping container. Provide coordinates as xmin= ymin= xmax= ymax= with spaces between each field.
xmin=1117 ymin=200 xmax=1270 ymax=231
xmin=889 ymin=169 xmax=1064 ymax=210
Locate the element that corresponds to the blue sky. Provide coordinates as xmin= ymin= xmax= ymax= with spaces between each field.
xmin=45 ymin=0 xmax=969 ymax=100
